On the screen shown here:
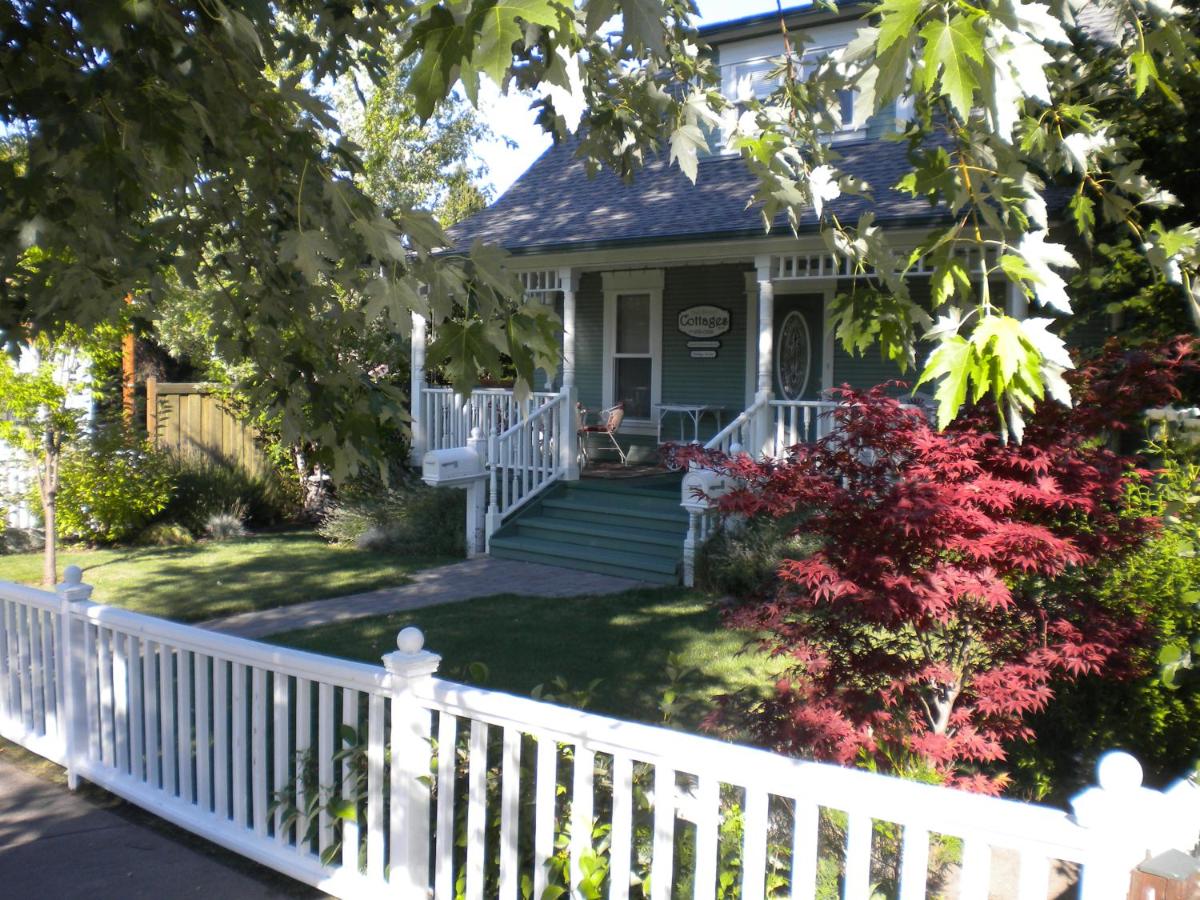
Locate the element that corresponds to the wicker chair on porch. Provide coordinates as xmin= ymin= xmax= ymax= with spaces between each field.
xmin=577 ymin=401 xmax=628 ymax=467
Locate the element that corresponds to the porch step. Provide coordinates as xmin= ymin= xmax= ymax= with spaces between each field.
xmin=487 ymin=535 xmax=680 ymax=585
xmin=488 ymin=477 xmax=688 ymax=585
xmin=540 ymin=499 xmax=685 ymax=533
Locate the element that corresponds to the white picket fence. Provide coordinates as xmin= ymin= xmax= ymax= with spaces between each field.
xmin=2 ymin=571 xmax=1198 ymax=900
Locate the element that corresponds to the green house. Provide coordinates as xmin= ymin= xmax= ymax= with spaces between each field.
xmin=408 ymin=4 xmax=1082 ymax=585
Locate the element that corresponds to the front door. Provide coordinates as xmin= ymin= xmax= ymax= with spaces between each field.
xmin=773 ymin=293 xmax=824 ymax=401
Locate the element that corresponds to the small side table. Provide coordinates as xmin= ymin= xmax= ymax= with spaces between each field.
xmin=654 ymin=403 xmax=723 ymax=445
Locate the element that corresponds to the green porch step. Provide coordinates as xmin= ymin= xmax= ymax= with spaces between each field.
xmin=514 ymin=516 xmax=685 ymax=553
xmin=488 ymin=477 xmax=688 ymax=584
xmin=487 ymin=534 xmax=680 ymax=584
xmin=540 ymin=498 xmax=685 ymax=533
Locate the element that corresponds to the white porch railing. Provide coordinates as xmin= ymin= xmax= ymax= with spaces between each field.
xmin=485 ymin=392 xmax=569 ymax=541
xmin=767 ymin=400 xmax=839 ymax=457
xmin=420 ymin=387 xmax=558 ymax=453
xmin=684 ymin=398 xmax=840 ymax=586
xmin=2 ymin=571 xmax=1198 ymax=899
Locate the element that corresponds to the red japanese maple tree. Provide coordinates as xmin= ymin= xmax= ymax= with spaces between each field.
xmin=687 ymin=338 xmax=1196 ymax=793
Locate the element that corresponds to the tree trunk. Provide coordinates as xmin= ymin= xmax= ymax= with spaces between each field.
xmin=291 ymin=443 xmax=330 ymax=521
xmin=40 ymin=448 xmax=58 ymax=588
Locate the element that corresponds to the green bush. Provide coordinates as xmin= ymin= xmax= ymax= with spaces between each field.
xmin=1009 ymin=437 xmax=1200 ymax=800
xmin=157 ymin=455 xmax=298 ymax=535
xmin=318 ymin=479 xmax=465 ymax=558
xmin=697 ymin=512 xmax=819 ymax=598
xmin=135 ymin=522 xmax=195 ymax=547
xmin=56 ymin=430 xmax=175 ymax=544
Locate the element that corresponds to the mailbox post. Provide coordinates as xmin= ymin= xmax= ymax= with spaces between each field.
xmin=421 ymin=428 xmax=489 ymax=558
xmin=680 ymin=462 xmax=737 ymax=586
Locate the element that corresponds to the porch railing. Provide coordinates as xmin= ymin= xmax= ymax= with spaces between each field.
xmin=3 ymin=571 xmax=1198 ymax=900
xmin=767 ymin=399 xmax=839 ymax=457
xmin=485 ymin=392 xmax=569 ymax=542
xmin=420 ymin=387 xmax=558 ymax=453
xmin=703 ymin=395 xmax=768 ymax=455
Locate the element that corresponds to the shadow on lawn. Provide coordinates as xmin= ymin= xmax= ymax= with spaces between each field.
xmin=73 ymin=532 xmax=448 ymax=623
xmin=269 ymin=588 xmax=773 ymax=730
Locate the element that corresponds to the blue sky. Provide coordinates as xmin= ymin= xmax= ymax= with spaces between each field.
xmin=475 ymin=0 xmax=782 ymax=197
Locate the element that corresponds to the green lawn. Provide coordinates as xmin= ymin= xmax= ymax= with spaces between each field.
xmin=268 ymin=588 xmax=777 ymax=729
xmin=0 ymin=531 xmax=452 ymax=623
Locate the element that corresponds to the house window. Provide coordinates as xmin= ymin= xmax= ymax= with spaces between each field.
xmin=602 ymin=271 xmax=663 ymax=430
xmin=719 ymin=50 xmax=861 ymax=145
xmin=614 ymin=294 xmax=653 ymax=418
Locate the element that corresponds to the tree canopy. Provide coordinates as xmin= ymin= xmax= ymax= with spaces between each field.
xmin=2 ymin=0 xmax=1197 ymax=471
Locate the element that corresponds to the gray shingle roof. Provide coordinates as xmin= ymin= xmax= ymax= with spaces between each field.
xmin=446 ymin=137 xmax=949 ymax=255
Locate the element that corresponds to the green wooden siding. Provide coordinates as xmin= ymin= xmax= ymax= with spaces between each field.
xmin=661 ymin=264 xmax=752 ymax=429
xmin=574 ymin=271 xmax=606 ymax=413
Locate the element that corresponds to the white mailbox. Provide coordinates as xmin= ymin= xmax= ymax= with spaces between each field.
xmin=681 ymin=466 xmax=735 ymax=512
xmin=422 ymin=447 xmax=485 ymax=488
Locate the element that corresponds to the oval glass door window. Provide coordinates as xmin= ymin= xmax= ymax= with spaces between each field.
xmin=776 ymin=310 xmax=812 ymax=400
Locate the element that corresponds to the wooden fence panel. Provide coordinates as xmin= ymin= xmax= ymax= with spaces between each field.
xmin=147 ymin=379 xmax=268 ymax=475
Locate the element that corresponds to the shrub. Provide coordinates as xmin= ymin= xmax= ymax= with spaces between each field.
xmin=158 ymin=455 xmax=298 ymax=535
xmin=697 ymin=512 xmax=818 ymax=598
xmin=205 ymin=509 xmax=248 ymax=541
xmin=135 ymin=522 xmax=195 ymax=547
xmin=318 ymin=479 xmax=465 ymax=558
xmin=1008 ymin=436 xmax=1200 ymax=799
xmin=56 ymin=430 xmax=175 ymax=544
xmin=681 ymin=338 xmax=1197 ymax=793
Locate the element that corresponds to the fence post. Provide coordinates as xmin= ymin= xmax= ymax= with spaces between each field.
xmin=381 ymin=627 xmax=441 ymax=899
xmin=55 ymin=564 xmax=93 ymax=791
xmin=465 ymin=428 xmax=488 ymax=558
xmin=1071 ymin=750 xmax=1200 ymax=900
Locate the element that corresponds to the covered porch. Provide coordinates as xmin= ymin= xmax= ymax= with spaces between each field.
xmin=408 ymin=244 xmax=1024 ymax=580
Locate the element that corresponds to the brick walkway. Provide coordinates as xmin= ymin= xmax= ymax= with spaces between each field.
xmin=200 ymin=558 xmax=651 ymax=639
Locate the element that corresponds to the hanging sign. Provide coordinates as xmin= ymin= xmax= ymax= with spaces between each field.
xmin=678 ymin=305 xmax=731 ymax=339
xmin=689 ymin=350 xmax=718 ymax=359
xmin=687 ymin=340 xmax=721 ymax=349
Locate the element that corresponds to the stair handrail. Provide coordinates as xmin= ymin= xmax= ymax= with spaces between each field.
xmin=485 ymin=393 xmax=567 ymax=542
xmin=704 ymin=394 xmax=768 ymax=454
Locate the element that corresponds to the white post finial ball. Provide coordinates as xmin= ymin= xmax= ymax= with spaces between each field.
xmin=63 ymin=565 xmax=83 ymax=585
xmin=396 ymin=627 xmax=425 ymax=654
xmin=470 ymin=427 xmax=483 ymax=439
xmin=1097 ymin=750 xmax=1143 ymax=792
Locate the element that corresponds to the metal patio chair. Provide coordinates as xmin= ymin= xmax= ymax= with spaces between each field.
xmin=577 ymin=401 xmax=628 ymax=467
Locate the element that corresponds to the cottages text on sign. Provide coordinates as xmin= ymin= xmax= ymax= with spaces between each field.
xmin=678 ymin=305 xmax=731 ymax=339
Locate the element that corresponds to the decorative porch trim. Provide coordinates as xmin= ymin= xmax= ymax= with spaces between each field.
xmin=769 ymin=245 xmax=1000 ymax=282
xmin=517 ymin=269 xmax=563 ymax=301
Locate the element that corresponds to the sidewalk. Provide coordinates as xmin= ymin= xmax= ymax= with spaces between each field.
xmin=201 ymin=557 xmax=650 ymax=639
xmin=0 ymin=757 xmax=315 ymax=898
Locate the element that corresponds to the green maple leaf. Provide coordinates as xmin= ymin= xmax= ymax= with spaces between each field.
xmin=473 ymin=0 xmax=562 ymax=86
xmin=876 ymin=0 xmax=922 ymax=54
xmin=404 ymin=6 xmax=467 ymax=122
xmin=427 ymin=318 xmax=505 ymax=395
xmin=916 ymin=334 xmax=973 ymax=430
xmin=619 ymin=0 xmax=668 ymax=54
xmin=278 ymin=229 xmax=335 ymax=283
xmin=920 ymin=15 xmax=983 ymax=119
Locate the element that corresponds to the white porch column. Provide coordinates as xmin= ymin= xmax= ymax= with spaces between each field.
xmin=753 ymin=255 xmax=775 ymax=457
xmin=559 ymin=267 xmax=581 ymax=480
xmin=410 ymin=311 xmax=428 ymax=467
xmin=1006 ymin=278 xmax=1028 ymax=320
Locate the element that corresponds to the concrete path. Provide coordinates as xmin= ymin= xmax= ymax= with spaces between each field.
xmin=0 ymin=758 xmax=314 ymax=898
xmin=201 ymin=557 xmax=652 ymax=639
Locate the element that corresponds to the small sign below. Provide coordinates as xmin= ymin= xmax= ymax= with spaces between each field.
xmin=678 ymin=305 xmax=732 ymax=339
xmin=689 ymin=350 xmax=718 ymax=359
xmin=687 ymin=340 xmax=721 ymax=349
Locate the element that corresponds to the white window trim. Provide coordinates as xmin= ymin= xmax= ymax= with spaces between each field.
xmin=602 ymin=270 xmax=664 ymax=435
